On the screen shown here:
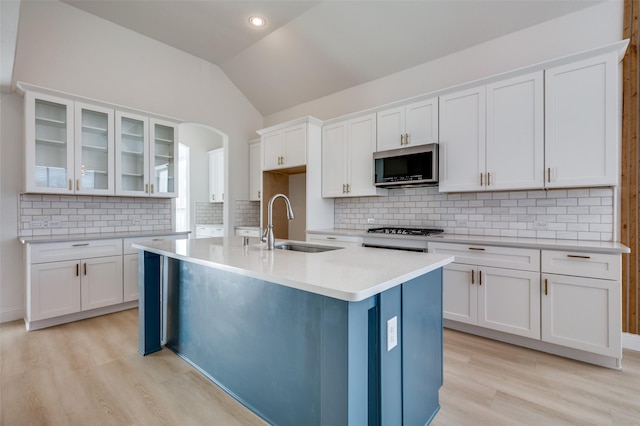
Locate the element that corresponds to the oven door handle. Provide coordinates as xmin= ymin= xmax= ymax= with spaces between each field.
xmin=362 ymin=243 xmax=428 ymax=253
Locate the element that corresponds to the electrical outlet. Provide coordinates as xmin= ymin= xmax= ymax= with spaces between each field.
xmin=133 ymin=218 xmax=143 ymax=225
xmin=367 ymin=218 xmax=375 ymax=224
xmin=48 ymin=221 xmax=61 ymax=228
xmin=534 ymin=221 xmax=548 ymax=230
xmin=387 ymin=316 xmax=398 ymax=351
xmin=457 ymin=219 xmax=468 ymax=227
xmin=31 ymin=221 xmax=44 ymax=229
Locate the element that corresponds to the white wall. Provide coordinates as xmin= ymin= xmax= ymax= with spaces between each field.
xmin=0 ymin=0 xmax=263 ymax=322
xmin=264 ymin=1 xmax=624 ymax=126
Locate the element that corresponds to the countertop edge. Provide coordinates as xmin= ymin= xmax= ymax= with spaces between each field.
xmin=20 ymin=230 xmax=191 ymax=245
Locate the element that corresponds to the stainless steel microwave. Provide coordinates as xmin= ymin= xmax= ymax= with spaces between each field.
xmin=373 ymin=143 xmax=439 ymax=187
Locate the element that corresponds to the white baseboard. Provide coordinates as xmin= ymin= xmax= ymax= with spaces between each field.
xmin=622 ymin=332 xmax=640 ymax=352
xmin=0 ymin=306 xmax=25 ymax=324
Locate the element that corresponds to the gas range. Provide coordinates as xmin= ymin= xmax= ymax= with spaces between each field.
xmin=367 ymin=227 xmax=444 ymax=236
xmin=363 ymin=227 xmax=444 ymax=252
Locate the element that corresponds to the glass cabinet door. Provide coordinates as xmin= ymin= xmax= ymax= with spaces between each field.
xmin=75 ymin=103 xmax=114 ymax=195
xmin=150 ymin=119 xmax=178 ymax=197
xmin=25 ymin=92 xmax=74 ymax=193
xmin=116 ymin=111 xmax=149 ymax=196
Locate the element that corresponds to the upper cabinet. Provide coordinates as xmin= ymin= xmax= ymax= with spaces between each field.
xmin=208 ymin=148 xmax=224 ymax=203
xmin=439 ymin=72 xmax=544 ymax=192
xmin=376 ymin=98 xmax=438 ymax=151
xmin=150 ymin=118 xmax=178 ymax=197
xmin=23 ymin=86 xmax=179 ymax=198
xmin=262 ymin=123 xmax=307 ymax=171
xmin=544 ymin=52 xmax=619 ymax=188
xmin=249 ymin=140 xmax=261 ymax=201
xmin=75 ymin=102 xmax=115 ymax=195
xmin=115 ymin=111 xmax=149 ymax=197
xmin=322 ymin=114 xmax=387 ymax=198
xmin=25 ymin=92 xmax=75 ymax=194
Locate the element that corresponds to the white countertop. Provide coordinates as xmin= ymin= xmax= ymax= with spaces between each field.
xmin=307 ymin=228 xmax=630 ymax=254
xmin=132 ymin=237 xmax=454 ymax=302
xmin=19 ymin=230 xmax=190 ymax=245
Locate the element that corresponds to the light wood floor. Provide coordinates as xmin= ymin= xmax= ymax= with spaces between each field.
xmin=1 ymin=309 xmax=639 ymax=425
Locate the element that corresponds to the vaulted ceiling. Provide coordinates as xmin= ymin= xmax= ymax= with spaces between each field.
xmin=55 ymin=1 xmax=601 ymax=116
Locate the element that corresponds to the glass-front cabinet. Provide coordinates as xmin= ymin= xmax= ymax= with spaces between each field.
xmin=116 ymin=111 xmax=149 ymax=197
xmin=150 ymin=119 xmax=178 ymax=198
xmin=75 ymin=103 xmax=115 ymax=195
xmin=25 ymin=92 xmax=74 ymax=193
xmin=23 ymin=87 xmax=179 ymax=198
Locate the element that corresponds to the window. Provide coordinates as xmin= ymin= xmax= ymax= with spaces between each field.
xmin=175 ymin=143 xmax=189 ymax=232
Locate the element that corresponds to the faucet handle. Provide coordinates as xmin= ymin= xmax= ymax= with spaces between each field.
xmin=261 ymin=227 xmax=268 ymax=242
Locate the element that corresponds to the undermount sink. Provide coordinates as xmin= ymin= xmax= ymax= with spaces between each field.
xmin=274 ymin=242 xmax=343 ymax=253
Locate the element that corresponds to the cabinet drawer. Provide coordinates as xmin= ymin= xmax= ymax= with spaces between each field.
xmin=307 ymin=234 xmax=363 ymax=247
xmin=30 ymin=239 xmax=123 ymax=264
xmin=236 ymin=228 xmax=261 ymax=238
xmin=428 ymin=242 xmax=539 ymax=272
xmin=541 ymin=250 xmax=620 ymax=280
xmin=124 ymin=234 xmax=185 ymax=254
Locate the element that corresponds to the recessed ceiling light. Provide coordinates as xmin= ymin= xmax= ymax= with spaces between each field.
xmin=249 ymin=16 xmax=266 ymax=27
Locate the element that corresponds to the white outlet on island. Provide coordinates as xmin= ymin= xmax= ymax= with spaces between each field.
xmin=387 ymin=316 xmax=398 ymax=351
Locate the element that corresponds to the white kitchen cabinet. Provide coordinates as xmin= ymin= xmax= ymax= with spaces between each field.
xmin=74 ymin=102 xmax=115 ymax=195
xmin=195 ymin=225 xmax=224 ymax=238
xmin=249 ymin=139 xmax=261 ymax=201
xmin=486 ymin=72 xmax=544 ymax=190
xmin=25 ymin=92 xmax=74 ymax=194
xmin=26 ymin=239 xmax=123 ymax=324
xmin=150 ymin=118 xmax=178 ymax=197
xmin=262 ymin=123 xmax=307 ymax=171
xmin=541 ymin=250 xmax=621 ymax=358
xmin=376 ymin=98 xmax=438 ymax=151
xmin=545 ymin=52 xmax=619 ymax=188
xmin=322 ymin=114 xmax=387 ymax=198
xmin=438 ymin=86 xmax=486 ymax=193
xmin=439 ymin=72 xmax=544 ymax=192
xmin=208 ymin=148 xmax=224 ymax=203
xmin=430 ymin=242 xmax=541 ymax=339
xmin=116 ymin=113 xmax=179 ymax=198
xmin=25 ymin=93 xmax=116 ymax=195
xmin=116 ymin=111 xmax=149 ymax=196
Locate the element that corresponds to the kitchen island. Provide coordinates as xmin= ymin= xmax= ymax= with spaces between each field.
xmin=133 ymin=237 xmax=454 ymax=426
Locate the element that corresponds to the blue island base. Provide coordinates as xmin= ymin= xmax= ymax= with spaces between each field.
xmin=139 ymin=252 xmax=443 ymax=426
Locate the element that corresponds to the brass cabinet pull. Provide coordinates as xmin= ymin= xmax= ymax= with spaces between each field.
xmin=487 ymin=172 xmax=491 ymax=186
xmin=479 ymin=270 xmax=483 ymax=285
xmin=258 ymin=190 xmax=261 ymax=199
xmin=326 ymin=236 xmax=337 ymax=240
xmin=145 ymin=183 xmax=149 ymax=193
xmin=83 ymin=263 xmax=87 ymax=276
xmin=151 ymin=184 xmax=154 ymax=194
xmin=405 ymin=133 xmax=409 ymax=144
xmin=480 ymin=173 xmax=483 ymax=186
xmin=212 ymin=194 xmax=215 ymax=201
xmin=68 ymin=179 xmax=73 ymax=191
xmin=400 ymin=134 xmax=405 ymax=145
xmin=152 ymin=238 xmax=164 ymax=241
xmin=547 ymin=167 xmax=551 ymax=183
xmin=471 ymin=269 xmax=475 ymax=284
xmin=76 ymin=179 xmax=80 ymax=191
xmin=567 ymin=254 xmax=591 ymax=259
xmin=342 ymin=184 xmax=346 ymax=193
xmin=72 ymin=243 xmax=89 ymax=247
xmin=75 ymin=263 xmax=79 ymax=277
xmin=544 ymin=278 xmax=548 ymax=296
xmin=468 ymin=247 xmax=485 ymax=251
xmin=347 ymin=184 xmax=350 ymax=193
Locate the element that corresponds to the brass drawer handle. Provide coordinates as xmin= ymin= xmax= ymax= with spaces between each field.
xmin=72 ymin=243 xmax=89 ymax=247
xmin=152 ymin=238 xmax=165 ymax=241
xmin=326 ymin=237 xmax=336 ymax=240
xmin=75 ymin=263 xmax=79 ymax=277
xmin=83 ymin=263 xmax=87 ymax=276
xmin=544 ymin=278 xmax=548 ymax=295
xmin=547 ymin=167 xmax=551 ymax=183
xmin=471 ymin=269 xmax=475 ymax=284
xmin=468 ymin=247 xmax=485 ymax=251
xmin=479 ymin=270 xmax=482 ymax=285
xmin=567 ymin=254 xmax=591 ymax=259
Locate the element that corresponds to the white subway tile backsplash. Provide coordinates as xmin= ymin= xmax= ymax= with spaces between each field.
xmin=18 ymin=194 xmax=173 ymax=237
xmin=334 ymin=187 xmax=615 ymax=241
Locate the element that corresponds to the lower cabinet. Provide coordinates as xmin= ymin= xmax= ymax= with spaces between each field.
xmin=27 ymin=239 xmax=124 ymax=322
xmin=431 ymin=241 xmax=624 ymax=367
xmin=441 ymin=260 xmax=540 ymax=339
xmin=306 ymin=232 xmax=363 ymax=247
xmin=541 ymin=250 xmax=622 ymax=358
xmin=123 ymin=253 xmax=139 ymax=303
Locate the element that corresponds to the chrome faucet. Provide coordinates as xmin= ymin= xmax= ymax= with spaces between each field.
xmin=262 ymin=193 xmax=295 ymax=249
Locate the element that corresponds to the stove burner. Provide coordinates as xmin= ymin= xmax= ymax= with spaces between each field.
xmin=367 ymin=227 xmax=444 ymax=236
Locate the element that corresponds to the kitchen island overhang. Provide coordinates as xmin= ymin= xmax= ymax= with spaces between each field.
xmin=133 ymin=237 xmax=454 ymax=426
